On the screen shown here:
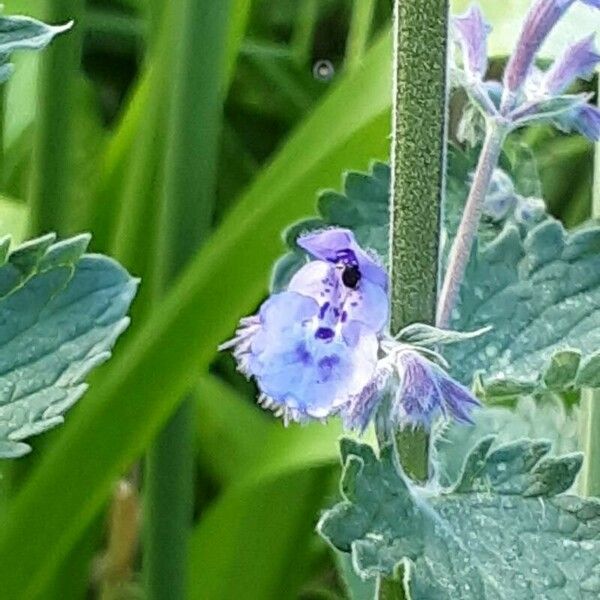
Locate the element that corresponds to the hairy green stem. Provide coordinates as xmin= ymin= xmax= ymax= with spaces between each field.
xmin=386 ymin=0 xmax=448 ymax=456
xmin=436 ymin=122 xmax=506 ymax=328
xmin=29 ymin=0 xmax=84 ymax=236
xmin=377 ymin=0 xmax=448 ymax=593
xmin=144 ymin=1 xmax=231 ymax=598
xmin=579 ymin=85 xmax=600 ymax=497
xmin=345 ymin=0 xmax=376 ymax=71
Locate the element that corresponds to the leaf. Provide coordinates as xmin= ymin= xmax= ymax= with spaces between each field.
xmin=435 ymin=395 xmax=580 ymax=487
xmin=447 ymin=218 xmax=600 ymax=395
xmin=0 ymin=14 xmax=71 ymax=83
xmin=396 ymin=322 xmax=491 ymax=348
xmin=0 ymin=32 xmax=392 ymax=599
xmin=318 ymin=437 xmax=600 ymax=599
xmin=0 ymin=233 xmax=137 ymax=457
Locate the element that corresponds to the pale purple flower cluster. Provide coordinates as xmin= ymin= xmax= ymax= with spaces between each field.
xmin=222 ymin=229 xmax=479 ymax=430
xmin=453 ymin=0 xmax=600 ymax=139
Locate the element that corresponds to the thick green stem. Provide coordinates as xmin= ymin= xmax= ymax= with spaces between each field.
xmin=29 ymin=0 xmax=84 ymax=236
xmin=345 ymin=0 xmax=376 ymax=71
xmin=579 ymin=84 xmax=600 ymax=497
xmin=436 ymin=122 xmax=506 ymax=328
xmin=144 ymin=1 xmax=231 ymax=598
xmin=377 ymin=1 xmax=448 ymax=594
xmin=386 ymin=0 xmax=448 ymax=464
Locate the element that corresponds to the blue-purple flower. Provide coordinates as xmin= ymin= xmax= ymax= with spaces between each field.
xmin=221 ymin=228 xmax=388 ymax=422
xmin=342 ymin=346 xmax=480 ymax=432
xmin=222 ymin=227 xmax=481 ymax=431
xmin=452 ymin=0 xmax=600 ymax=140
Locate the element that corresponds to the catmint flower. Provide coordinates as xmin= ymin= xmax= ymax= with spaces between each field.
xmin=503 ymin=0 xmax=600 ymax=97
xmin=343 ymin=345 xmax=480 ymax=432
xmin=388 ymin=349 xmax=480 ymax=429
xmin=453 ymin=1 xmax=600 ymax=140
xmin=221 ymin=228 xmax=388 ymax=423
xmin=541 ymin=34 xmax=600 ymax=95
xmin=452 ymin=4 xmax=490 ymax=82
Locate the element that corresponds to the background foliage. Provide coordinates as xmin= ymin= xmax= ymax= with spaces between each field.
xmin=0 ymin=0 xmax=596 ymax=598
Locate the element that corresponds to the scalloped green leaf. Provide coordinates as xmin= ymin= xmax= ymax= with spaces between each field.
xmin=0 ymin=233 xmax=137 ymax=458
xmin=447 ymin=219 xmax=600 ymax=394
xmin=318 ymin=437 xmax=600 ymax=600
xmin=436 ymin=395 xmax=580 ymax=487
xmin=0 ymin=14 xmax=71 ymax=84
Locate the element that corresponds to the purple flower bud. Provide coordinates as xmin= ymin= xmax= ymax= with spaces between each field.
xmin=452 ymin=5 xmax=490 ymax=81
xmin=389 ymin=350 xmax=480 ymax=429
xmin=543 ymin=34 xmax=600 ymax=94
xmin=342 ymin=347 xmax=481 ymax=432
xmin=554 ymin=102 xmax=600 ymax=140
xmin=503 ymin=0 xmax=600 ymax=98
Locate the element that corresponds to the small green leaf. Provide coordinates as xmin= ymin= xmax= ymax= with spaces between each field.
xmin=435 ymin=395 xmax=580 ymax=487
xmin=0 ymin=15 xmax=71 ymax=84
xmin=319 ymin=437 xmax=599 ymax=599
xmin=543 ymin=349 xmax=582 ymax=390
xmin=397 ymin=322 xmax=491 ymax=348
xmin=575 ymin=350 xmax=600 ymax=388
xmin=0 ymin=234 xmax=137 ymax=457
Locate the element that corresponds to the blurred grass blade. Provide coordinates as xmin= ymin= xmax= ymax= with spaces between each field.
xmin=189 ymin=468 xmax=334 ymax=600
xmin=82 ymin=0 xmax=252 ymax=254
xmin=0 ymin=31 xmax=392 ymax=598
xmin=144 ymin=0 xmax=232 ymax=596
xmin=345 ymin=0 xmax=376 ymax=71
xmin=28 ymin=0 xmax=83 ymax=236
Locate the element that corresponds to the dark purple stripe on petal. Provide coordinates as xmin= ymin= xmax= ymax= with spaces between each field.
xmin=315 ymin=326 xmax=335 ymax=341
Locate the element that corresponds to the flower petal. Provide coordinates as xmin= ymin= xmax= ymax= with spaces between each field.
xmin=503 ymin=0 xmax=600 ymax=96
xmin=390 ymin=351 xmax=444 ymax=428
xmin=543 ymin=34 xmax=600 ymax=94
xmin=452 ymin=5 xmax=490 ymax=80
xmin=298 ymin=228 xmax=388 ymax=290
xmin=553 ymin=102 xmax=600 ymax=140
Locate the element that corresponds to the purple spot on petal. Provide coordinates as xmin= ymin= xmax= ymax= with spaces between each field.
xmin=295 ymin=342 xmax=312 ymax=365
xmin=315 ymin=327 xmax=335 ymax=341
xmin=317 ymin=354 xmax=341 ymax=382
xmin=318 ymin=302 xmax=330 ymax=319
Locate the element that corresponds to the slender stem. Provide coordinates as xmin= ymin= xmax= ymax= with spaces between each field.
xmin=345 ymin=0 xmax=376 ymax=71
xmin=436 ymin=122 xmax=507 ymax=328
xmin=291 ymin=0 xmax=319 ymax=66
xmin=29 ymin=0 xmax=84 ymax=236
xmin=144 ymin=1 xmax=231 ymax=598
xmin=579 ymin=83 xmax=600 ymax=497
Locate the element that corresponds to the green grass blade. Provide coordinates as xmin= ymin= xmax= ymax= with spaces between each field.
xmin=28 ymin=0 xmax=83 ymax=236
xmin=189 ymin=468 xmax=334 ymax=600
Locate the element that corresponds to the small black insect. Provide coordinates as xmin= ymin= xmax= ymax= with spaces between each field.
xmin=341 ymin=264 xmax=361 ymax=289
